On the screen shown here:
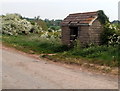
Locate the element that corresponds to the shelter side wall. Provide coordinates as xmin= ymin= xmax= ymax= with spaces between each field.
xmin=78 ymin=26 xmax=90 ymax=44
xmin=61 ymin=26 xmax=70 ymax=45
xmin=88 ymin=19 xmax=103 ymax=44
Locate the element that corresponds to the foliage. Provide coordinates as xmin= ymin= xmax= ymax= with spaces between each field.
xmin=97 ymin=10 xmax=109 ymax=24
xmin=98 ymin=10 xmax=120 ymax=46
xmin=35 ymin=19 xmax=48 ymax=31
xmin=49 ymin=26 xmax=61 ymax=31
xmin=1 ymin=14 xmax=42 ymax=35
xmin=108 ymin=34 xmax=120 ymax=46
xmin=25 ymin=17 xmax=48 ymax=31
xmin=30 ymin=23 xmax=43 ymax=33
xmin=101 ymin=22 xmax=120 ymax=45
xmin=44 ymin=19 xmax=62 ymax=26
xmin=1 ymin=14 xmax=31 ymax=35
xmin=44 ymin=19 xmax=62 ymax=31
xmin=101 ymin=23 xmax=115 ymax=45
xmin=26 ymin=18 xmax=61 ymax=31
xmin=2 ymin=34 xmax=69 ymax=54
xmin=59 ymin=45 xmax=119 ymax=67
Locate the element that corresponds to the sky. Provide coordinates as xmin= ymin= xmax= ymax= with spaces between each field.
xmin=118 ymin=1 xmax=120 ymax=21
xmin=1 ymin=0 xmax=119 ymax=21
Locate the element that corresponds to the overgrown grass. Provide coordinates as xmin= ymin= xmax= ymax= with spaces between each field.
xmin=2 ymin=34 xmax=69 ymax=54
xmin=52 ymin=45 xmax=119 ymax=67
xmin=70 ymin=45 xmax=119 ymax=60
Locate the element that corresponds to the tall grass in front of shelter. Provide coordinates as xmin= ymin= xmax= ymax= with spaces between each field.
xmin=2 ymin=34 xmax=69 ymax=54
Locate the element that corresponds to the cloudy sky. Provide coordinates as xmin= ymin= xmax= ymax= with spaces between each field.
xmin=1 ymin=0 xmax=119 ymax=21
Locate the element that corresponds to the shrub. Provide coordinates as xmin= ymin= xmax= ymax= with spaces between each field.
xmin=1 ymin=14 xmax=31 ymax=35
xmin=1 ymin=14 xmax=42 ymax=35
xmin=101 ymin=23 xmax=115 ymax=45
xmin=101 ymin=23 xmax=120 ymax=45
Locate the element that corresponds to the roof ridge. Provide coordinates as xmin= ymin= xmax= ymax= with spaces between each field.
xmin=70 ymin=11 xmax=98 ymax=15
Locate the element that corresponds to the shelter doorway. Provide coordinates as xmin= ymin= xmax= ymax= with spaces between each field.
xmin=69 ymin=26 xmax=78 ymax=42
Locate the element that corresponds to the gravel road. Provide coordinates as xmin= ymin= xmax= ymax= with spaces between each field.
xmin=1 ymin=47 xmax=118 ymax=89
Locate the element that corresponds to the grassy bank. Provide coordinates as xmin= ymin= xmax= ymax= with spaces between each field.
xmin=2 ymin=34 xmax=69 ymax=54
xmin=2 ymin=34 xmax=119 ymax=67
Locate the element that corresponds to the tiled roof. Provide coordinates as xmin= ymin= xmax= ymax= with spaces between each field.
xmin=61 ymin=11 xmax=98 ymax=26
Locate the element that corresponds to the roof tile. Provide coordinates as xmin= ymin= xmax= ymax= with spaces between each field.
xmin=61 ymin=11 xmax=98 ymax=26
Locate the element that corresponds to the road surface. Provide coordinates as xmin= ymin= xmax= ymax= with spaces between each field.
xmin=1 ymin=47 xmax=118 ymax=89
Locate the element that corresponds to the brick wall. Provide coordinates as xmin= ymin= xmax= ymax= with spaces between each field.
xmin=61 ymin=19 xmax=103 ymax=46
xmin=78 ymin=26 xmax=90 ymax=44
xmin=88 ymin=19 xmax=103 ymax=44
xmin=78 ymin=19 xmax=103 ymax=45
xmin=61 ymin=26 xmax=70 ymax=45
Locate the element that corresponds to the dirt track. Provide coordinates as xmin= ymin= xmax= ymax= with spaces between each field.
xmin=1 ymin=46 xmax=118 ymax=89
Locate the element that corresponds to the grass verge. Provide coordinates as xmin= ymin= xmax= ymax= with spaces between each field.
xmin=2 ymin=34 xmax=69 ymax=54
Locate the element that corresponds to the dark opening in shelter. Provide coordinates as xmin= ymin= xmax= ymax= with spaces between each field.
xmin=61 ymin=11 xmax=104 ymax=46
xmin=70 ymin=26 xmax=78 ymax=41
